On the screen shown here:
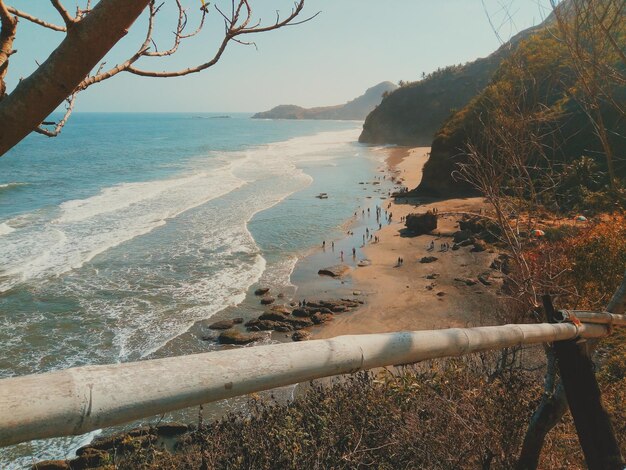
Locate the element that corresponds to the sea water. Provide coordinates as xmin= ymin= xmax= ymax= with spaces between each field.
xmin=0 ymin=113 xmax=388 ymax=467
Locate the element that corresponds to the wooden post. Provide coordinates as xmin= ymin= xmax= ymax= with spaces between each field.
xmin=543 ymin=295 xmax=624 ymax=470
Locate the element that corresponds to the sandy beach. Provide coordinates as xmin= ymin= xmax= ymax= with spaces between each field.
xmin=314 ymin=147 xmax=500 ymax=339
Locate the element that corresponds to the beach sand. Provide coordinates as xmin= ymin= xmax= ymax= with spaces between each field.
xmin=314 ymin=147 xmax=500 ymax=339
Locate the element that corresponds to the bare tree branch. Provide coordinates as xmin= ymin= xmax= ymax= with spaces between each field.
xmin=75 ymin=0 xmax=316 ymax=87
xmin=126 ymin=0 xmax=316 ymax=78
xmin=5 ymin=6 xmax=66 ymax=32
xmin=50 ymin=0 xmax=76 ymax=26
xmin=33 ymin=93 xmax=76 ymax=137
xmin=0 ymin=0 xmax=313 ymax=151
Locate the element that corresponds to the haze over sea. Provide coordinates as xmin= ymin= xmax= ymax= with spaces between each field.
xmin=0 ymin=113 xmax=390 ymax=466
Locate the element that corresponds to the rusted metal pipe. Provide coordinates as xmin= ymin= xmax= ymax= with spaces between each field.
xmin=558 ymin=310 xmax=626 ymax=327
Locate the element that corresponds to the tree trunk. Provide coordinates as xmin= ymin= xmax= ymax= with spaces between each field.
xmin=516 ymin=270 xmax=626 ymax=469
xmin=516 ymin=378 xmax=568 ymax=470
xmin=0 ymin=0 xmax=150 ymax=156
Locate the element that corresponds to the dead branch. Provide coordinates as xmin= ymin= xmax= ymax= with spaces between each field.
xmin=50 ymin=0 xmax=76 ymax=26
xmin=5 ymin=6 xmax=66 ymax=32
xmin=76 ymin=0 xmax=313 ymax=88
xmin=33 ymin=93 xmax=76 ymax=137
xmin=126 ymin=0 xmax=316 ymax=78
xmin=0 ymin=0 xmax=312 ymax=151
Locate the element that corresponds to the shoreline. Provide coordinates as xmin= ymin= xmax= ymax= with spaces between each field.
xmin=307 ymin=146 xmax=501 ymax=339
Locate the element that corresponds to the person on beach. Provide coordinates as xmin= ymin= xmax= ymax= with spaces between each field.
xmin=323 ymin=240 xmax=326 ymax=249
xmin=362 ymin=234 xmax=366 ymax=245
xmin=331 ymin=241 xmax=335 ymax=250
xmin=352 ymin=247 xmax=356 ymax=257
xmin=340 ymin=250 xmax=344 ymax=261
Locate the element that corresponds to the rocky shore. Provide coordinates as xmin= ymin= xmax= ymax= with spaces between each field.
xmin=203 ymin=293 xmax=363 ymax=345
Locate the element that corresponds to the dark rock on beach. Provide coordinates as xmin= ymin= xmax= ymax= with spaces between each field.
xmin=311 ymin=312 xmax=334 ymax=325
xmin=292 ymin=331 xmax=311 ymax=342
xmin=218 ymin=330 xmax=265 ymax=345
xmin=453 ymin=230 xmax=472 ymax=243
xmin=254 ymin=287 xmax=270 ymax=296
xmin=405 ymin=211 xmax=437 ymax=235
xmin=318 ymin=265 xmax=351 ymax=277
xmin=471 ymin=240 xmax=487 ymax=252
xmin=259 ymin=310 xmax=290 ymax=322
xmin=209 ymin=320 xmax=237 ymax=330
xmin=420 ymin=256 xmax=438 ymax=264
xmin=292 ymin=308 xmax=311 ymax=317
xmin=260 ymin=296 xmax=275 ymax=305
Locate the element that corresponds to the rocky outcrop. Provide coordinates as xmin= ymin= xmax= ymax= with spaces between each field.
xmin=405 ymin=211 xmax=437 ymax=235
xmin=318 ymin=265 xmax=351 ymax=278
xmin=209 ymin=320 xmax=234 ymax=330
xmin=253 ymin=82 xmax=397 ymax=121
xmin=245 ymin=299 xmax=362 ymax=339
xmin=218 ymin=330 xmax=265 ymax=345
xmin=292 ymin=331 xmax=311 ymax=342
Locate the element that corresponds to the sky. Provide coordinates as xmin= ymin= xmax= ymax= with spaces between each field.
xmin=7 ymin=0 xmax=554 ymax=113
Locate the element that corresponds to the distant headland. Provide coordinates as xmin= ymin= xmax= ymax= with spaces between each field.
xmin=252 ymin=81 xmax=398 ymax=121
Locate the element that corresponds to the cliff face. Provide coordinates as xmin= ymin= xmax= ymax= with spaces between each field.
xmin=414 ymin=29 xmax=626 ymax=198
xmin=358 ymin=27 xmax=541 ymax=146
xmin=252 ymin=82 xmax=398 ymax=120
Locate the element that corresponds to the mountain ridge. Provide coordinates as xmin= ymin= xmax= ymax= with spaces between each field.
xmin=252 ymin=82 xmax=398 ymax=121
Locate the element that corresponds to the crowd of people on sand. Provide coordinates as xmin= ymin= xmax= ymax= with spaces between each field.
xmin=319 ymin=200 xmax=397 ymax=265
xmin=317 ymin=172 xmax=436 ymax=269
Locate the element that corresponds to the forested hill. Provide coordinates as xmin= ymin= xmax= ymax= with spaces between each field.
xmin=358 ymin=25 xmax=543 ymax=146
xmin=414 ymin=22 xmax=626 ymax=200
xmin=252 ymin=82 xmax=397 ymax=120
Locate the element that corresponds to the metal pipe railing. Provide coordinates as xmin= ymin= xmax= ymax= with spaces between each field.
xmin=558 ymin=310 xmax=626 ymax=327
xmin=1 ymin=317 xmax=623 ymax=448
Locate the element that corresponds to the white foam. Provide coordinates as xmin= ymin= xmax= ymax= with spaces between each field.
xmin=57 ymin=172 xmax=217 ymax=224
xmin=0 ymin=164 xmax=246 ymax=293
xmin=0 ymin=222 xmax=14 ymax=236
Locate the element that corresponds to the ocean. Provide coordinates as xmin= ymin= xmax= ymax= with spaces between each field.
xmin=0 ymin=113 xmax=390 ymax=467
